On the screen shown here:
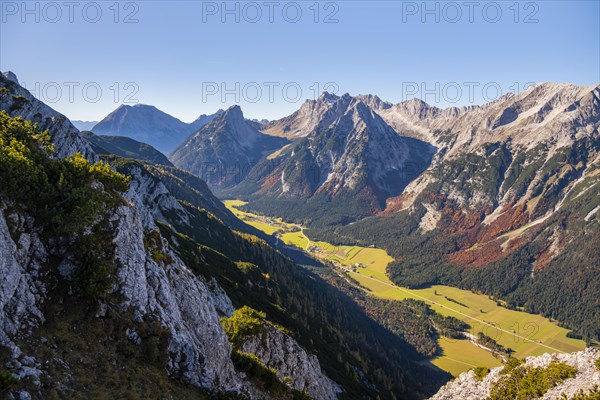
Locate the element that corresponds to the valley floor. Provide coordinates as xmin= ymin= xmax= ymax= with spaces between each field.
xmin=224 ymin=200 xmax=586 ymax=377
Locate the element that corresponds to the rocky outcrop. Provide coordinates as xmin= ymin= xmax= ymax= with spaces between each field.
xmin=0 ymin=73 xmax=97 ymax=161
xmin=2 ymin=71 xmax=19 ymax=84
xmin=117 ymin=160 xmax=340 ymax=397
xmin=430 ymin=348 xmax=600 ymax=400
xmin=0 ymin=209 xmax=46 ymax=358
xmin=111 ymin=204 xmax=245 ymax=392
xmin=240 ymin=323 xmax=341 ymax=400
xmin=120 ymin=162 xmax=191 ymax=228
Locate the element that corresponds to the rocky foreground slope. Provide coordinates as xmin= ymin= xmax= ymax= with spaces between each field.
xmin=0 ymin=74 xmax=338 ymax=399
xmin=430 ymin=348 xmax=600 ymax=400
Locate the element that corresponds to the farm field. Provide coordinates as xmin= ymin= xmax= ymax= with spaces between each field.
xmin=223 ymin=200 xmax=586 ymax=375
xmin=429 ymin=338 xmax=502 ymax=377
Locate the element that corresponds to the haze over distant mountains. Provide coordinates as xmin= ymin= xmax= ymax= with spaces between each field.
xmin=91 ymin=104 xmax=223 ymax=154
xmin=71 ymin=120 xmax=98 ymax=131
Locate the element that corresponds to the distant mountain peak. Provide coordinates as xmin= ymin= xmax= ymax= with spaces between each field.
xmin=354 ymin=94 xmax=392 ymax=111
xmin=170 ymin=105 xmax=288 ymax=188
xmin=206 ymin=105 xmax=247 ymax=132
xmin=224 ymin=104 xmax=243 ymax=118
xmin=92 ymin=104 xmax=224 ymax=154
xmin=318 ymin=91 xmax=339 ymax=103
xmin=193 ymin=109 xmax=223 ymax=124
xmin=347 ymin=99 xmax=377 ymax=124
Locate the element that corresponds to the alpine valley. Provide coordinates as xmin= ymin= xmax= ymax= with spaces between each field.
xmin=1 ymin=69 xmax=599 ymax=400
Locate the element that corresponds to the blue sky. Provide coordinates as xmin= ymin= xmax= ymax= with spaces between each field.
xmin=1 ymin=1 xmax=599 ymax=121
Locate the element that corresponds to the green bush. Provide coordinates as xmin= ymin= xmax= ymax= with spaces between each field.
xmin=0 ymin=111 xmax=130 ymax=298
xmin=234 ymin=261 xmax=259 ymax=273
xmin=221 ymin=306 xmax=266 ymax=344
xmin=500 ymin=357 xmax=523 ymax=374
xmin=473 ymin=366 xmax=490 ymax=381
xmin=231 ymin=350 xmax=286 ymax=395
xmin=232 ymin=351 xmax=278 ymax=385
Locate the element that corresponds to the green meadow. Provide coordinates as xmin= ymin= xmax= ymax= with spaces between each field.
xmin=224 ymin=200 xmax=586 ymax=376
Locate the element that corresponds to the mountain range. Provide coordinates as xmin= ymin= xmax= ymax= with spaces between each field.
xmin=71 ymin=81 xmax=600 ymax=341
xmin=227 ymin=83 xmax=600 ymax=342
xmin=2 ymin=70 xmax=599 ymax=399
xmin=228 ymin=93 xmax=436 ymax=223
xmin=71 ymin=120 xmax=98 ymax=131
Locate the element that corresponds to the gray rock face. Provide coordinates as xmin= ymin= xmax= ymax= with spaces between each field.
xmin=0 ymin=210 xmax=46 ymax=352
xmin=0 ymin=209 xmax=47 ymax=392
xmin=254 ymin=96 xmax=435 ymax=211
xmin=240 ymin=324 xmax=341 ymax=400
xmin=2 ymin=71 xmax=19 ymax=84
xmin=121 ymin=163 xmax=191 ymax=228
xmin=430 ymin=348 xmax=600 ymax=400
xmin=111 ymin=204 xmax=244 ymax=392
xmin=0 ymin=74 xmax=97 ymax=162
xmin=262 ymin=92 xmax=347 ymax=139
xmin=116 ymin=159 xmax=340 ymax=396
xmin=207 ymin=278 xmax=235 ymax=317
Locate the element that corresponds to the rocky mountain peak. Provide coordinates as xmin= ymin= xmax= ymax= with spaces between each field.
xmin=318 ymin=91 xmax=340 ymax=104
xmin=222 ymin=104 xmax=244 ymax=121
xmin=170 ymin=105 xmax=289 ymax=188
xmin=193 ymin=109 xmax=223 ymax=123
xmin=2 ymin=71 xmax=18 ymax=84
xmin=355 ymin=94 xmax=392 ymax=111
xmin=345 ymin=99 xmax=381 ymax=129
xmin=202 ymin=104 xmax=256 ymax=142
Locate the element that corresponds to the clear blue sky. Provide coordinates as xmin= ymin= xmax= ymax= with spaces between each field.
xmin=1 ymin=0 xmax=599 ymax=121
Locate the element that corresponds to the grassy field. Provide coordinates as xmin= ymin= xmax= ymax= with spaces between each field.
xmin=429 ymin=338 xmax=502 ymax=376
xmin=223 ymin=200 xmax=586 ymax=376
